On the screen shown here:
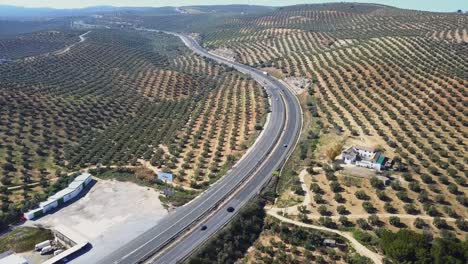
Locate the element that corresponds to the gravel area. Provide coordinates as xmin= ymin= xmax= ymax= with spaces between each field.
xmin=25 ymin=179 xmax=167 ymax=263
xmin=209 ymin=47 xmax=236 ymax=61
xmin=284 ymin=77 xmax=310 ymax=94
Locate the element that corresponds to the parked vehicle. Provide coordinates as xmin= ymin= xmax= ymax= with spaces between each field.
xmin=35 ymin=240 xmax=51 ymax=251
xmin=54 ymin=249 xmax=64 ymax=256
xmin=40 ymin=245 xmax=54 ymax=255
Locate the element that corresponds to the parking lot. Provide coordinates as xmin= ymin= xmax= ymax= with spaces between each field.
xmin=25 ymin=178 xmax=168 ymax=263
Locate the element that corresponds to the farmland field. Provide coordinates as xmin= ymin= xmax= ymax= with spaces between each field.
xmin=188 ymin=3 xmax=468 ymax=232
xmin=0 ymin=27 xmax=267 ymax=229
xmin=116 ymin=3 xmax=467 ymax=263
xmin=0 ymin=3 xmax=467 ymax=263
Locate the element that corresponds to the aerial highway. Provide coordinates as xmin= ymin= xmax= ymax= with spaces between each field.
xmin=97 ymin=29 xmax=302 ymax=264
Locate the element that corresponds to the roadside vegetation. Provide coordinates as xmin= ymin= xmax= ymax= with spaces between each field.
xmin=90 ymin=166 xmax=198 ymax=207
xmin=0 ymin=227 xmax=53 ymax=253
xmin=244 ymin=218 xmax=372 ymax=264
xmin=186 ymin=176 xmax=277 ymax=264
xmin=378 ymin=229 xmax=467 ymax=263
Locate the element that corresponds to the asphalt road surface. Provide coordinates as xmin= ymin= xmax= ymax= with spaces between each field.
xmin=97 ymin=29 xmax=302 ymax=264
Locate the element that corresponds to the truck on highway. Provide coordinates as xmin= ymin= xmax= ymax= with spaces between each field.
xmin=40 ymin=245 xmax=54 ymax=255
xmin=35 ymin=240 xmax=51 ymax=251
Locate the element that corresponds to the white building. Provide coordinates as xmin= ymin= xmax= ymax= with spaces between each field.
xmin=341 ymin=146 xmax=388 ymax=171
xmin=354 ymin=146 xmax=376 ymax=160
xmin=39 ymin=199 xmax=59 ymax=213
xmin=24 ymin=173 xmax=92 ymax=220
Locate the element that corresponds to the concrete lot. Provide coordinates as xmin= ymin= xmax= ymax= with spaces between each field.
xmin=25 ymin=179 xmax=167 ymax=263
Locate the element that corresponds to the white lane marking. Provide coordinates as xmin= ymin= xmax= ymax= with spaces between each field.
xmin=115 ymin=32 xmax=287 ymax=264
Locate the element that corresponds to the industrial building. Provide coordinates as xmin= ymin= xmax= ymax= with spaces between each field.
xmin=42 ymin=225 xmax=89 ymax=264
xmin=24 ymin=173 xmax=92 ymax=220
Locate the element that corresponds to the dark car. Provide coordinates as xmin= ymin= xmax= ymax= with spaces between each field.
xmin=284 ymin=144 xmax=288 ymax=148
xmin=227 ymin=206 xmax=235 ymax=213
xmin=200 ymin=225 xmax=207 ymax=231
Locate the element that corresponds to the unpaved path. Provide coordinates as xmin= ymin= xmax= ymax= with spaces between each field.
xmin=268 ymin=210 xmax=384 ymax=264
xmin=54 ymin=31 xmax=90 ymax=55
xmin=268 ymin=169 xmax=465 ymax=264
xmin=268 ymin=169 xmax=383 ymax=263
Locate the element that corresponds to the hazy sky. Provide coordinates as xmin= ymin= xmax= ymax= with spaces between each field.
xmin=1 ymin=0 xmax=467 ymax=12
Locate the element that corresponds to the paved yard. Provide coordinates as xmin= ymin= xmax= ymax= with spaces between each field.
xmin=25 ymin=178 xmax=167 ymax=263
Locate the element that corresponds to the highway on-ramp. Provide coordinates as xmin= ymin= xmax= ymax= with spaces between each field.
xmin=97 ymin=29 xmax=302 ymax=264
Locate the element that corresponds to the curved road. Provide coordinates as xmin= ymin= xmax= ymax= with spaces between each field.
xmin=97 ymin=29 xmax=302 ymax=264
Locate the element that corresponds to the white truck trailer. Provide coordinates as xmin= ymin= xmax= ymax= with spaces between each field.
xmin=35 ymin=240 xmax=51 ymax=251
xmin=41 ymin=245 xmax=54 ymax=255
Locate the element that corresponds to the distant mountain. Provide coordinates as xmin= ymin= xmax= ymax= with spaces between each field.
xmin=180 ymin=4 xmax=275 ymax=14
xmin=0 ymin=4 xmax=275 ymax=19
xmin=0 ymin=5 xmax=154 ymax=19
xmin=0 ymin=20 xmax=70 ymax=37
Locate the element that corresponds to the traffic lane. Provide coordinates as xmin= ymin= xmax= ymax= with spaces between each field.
xmin=97 ymin=76 xmax=287 ymax=264
xmin=154 ymin=34 xmax=302 ymax=263
xmin=142 ymin=87 xmax=292 ymax=262
xmin=98 ymin=29 xmax=298 ymax=264
xmin=153 ymin=126 xmax=297 ymax=264
xmin=153 ymin=89 xmax=300 ymax=264
xmin=115 ymin=93 xmax=288 ymax=260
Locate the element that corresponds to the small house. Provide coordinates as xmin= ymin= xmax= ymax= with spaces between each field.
xmin=157 ymin=172 xmax=173 ymax=183
xmin=354 ymin=146 xmax=376 ymax=159
xmin=342 ymin=147 xmax=357 ymax=164
xmin=341 ymin=145 xmax=389 ymax=171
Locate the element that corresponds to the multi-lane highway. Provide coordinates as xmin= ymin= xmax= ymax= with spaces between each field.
xmin=97 ymin=29 xmax=302 ymax=264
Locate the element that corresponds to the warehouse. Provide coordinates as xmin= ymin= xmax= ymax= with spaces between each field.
xmin=40 ymin=199 xmax=59 ymax=213
xmin=24 ymin=173 xmax=93 ymax=220
xmin=74 ymin=173 xmax=93 ymax=186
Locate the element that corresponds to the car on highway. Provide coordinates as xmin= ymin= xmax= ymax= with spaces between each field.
xmin=227 ymin=206 xmax=235 ymax=213
xmin=284 ymin=144 xmax=288 ymax=147
xmin=200 ymin=225 xmax=207 ymax=231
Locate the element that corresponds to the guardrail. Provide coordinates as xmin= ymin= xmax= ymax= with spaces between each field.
xmin=132 ymin=32 xmax=291 ymax=264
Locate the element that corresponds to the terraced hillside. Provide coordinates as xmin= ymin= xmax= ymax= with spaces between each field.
xmin=0 ymin=28 xmax=267 ymax=228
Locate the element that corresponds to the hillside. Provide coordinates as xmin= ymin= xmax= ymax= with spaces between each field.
xmin=0 ymin=27 xmax=267 ymax=229
xmin=0 ymin=3 xmax=466 ymax=263
xmin=134 ymin=3 xmax=467 ymax=263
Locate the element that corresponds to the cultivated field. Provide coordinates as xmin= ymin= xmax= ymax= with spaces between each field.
xmin=125 ymin=4 xmax=468 ymax=261
xmin=188 ymin=2 xmax=467 ymax=238
xmin=0 ymin=28 xmax=267 ymax=229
